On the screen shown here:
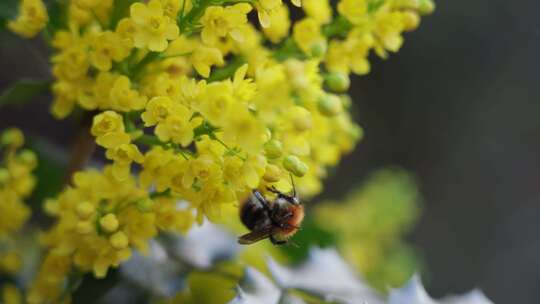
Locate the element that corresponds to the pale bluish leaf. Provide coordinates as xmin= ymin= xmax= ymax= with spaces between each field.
xmin=267 ymin=247 xmax=383 ymax=304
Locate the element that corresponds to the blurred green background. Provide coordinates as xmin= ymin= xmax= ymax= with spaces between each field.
xmin=1 ymin=0 xmax=538 ymax=303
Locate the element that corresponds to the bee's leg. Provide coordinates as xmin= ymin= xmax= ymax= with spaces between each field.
xmin=270 ymin=235 xmax=287 ymax=245
xmin=253 ymin=190 xmax=272 ymax=213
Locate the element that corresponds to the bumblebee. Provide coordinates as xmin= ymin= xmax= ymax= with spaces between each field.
xmin=238 ymin=186 xmax=304 ymax=245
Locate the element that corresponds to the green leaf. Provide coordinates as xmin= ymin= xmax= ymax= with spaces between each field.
xmin=0 ymin=79 xmax=51 ymax=108
xmin=0 ymin=0 xmax=18 ymax=29
xmin=45 ymin=0 xmax=68 ymax=34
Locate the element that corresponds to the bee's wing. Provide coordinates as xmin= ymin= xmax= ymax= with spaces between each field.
xmin=238 ymin=225 xmax=273 ymax=245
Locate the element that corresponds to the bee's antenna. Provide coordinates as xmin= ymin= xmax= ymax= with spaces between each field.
xmin=289 ymin=173 xmax=296 ymax=198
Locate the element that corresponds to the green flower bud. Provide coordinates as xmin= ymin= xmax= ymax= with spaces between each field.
xmin=325 ymin=72 xmax=350 ymax=93
xmin=350 ymin=125 xmax=364 ymax=141
xmin=283 ymin=155 xmax=308 ymax=177
xmin=418 ymin=0 xmax=435 ymax=15
xmin=264 ymin=140 xmax=283 ymax=159
xmin=318 ymin=95 xmax=343 ymax=116
xmin=310 ymin=40 xmax=327 ymax=58
xmin=1 ymin=128 xmax=24 ymax=148
xmin=18 ymin=149 xmax=37 ymax=167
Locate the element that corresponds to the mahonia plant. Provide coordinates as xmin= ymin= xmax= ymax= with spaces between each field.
xmin=4 ymin=0 xmax=434 ymax=302
xmin=0 ymin=128 xmax=37 ymax=304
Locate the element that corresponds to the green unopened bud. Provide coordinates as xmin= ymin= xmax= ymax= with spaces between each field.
xmin=1 ymin=128 xmax=24 ymax=148
xmin=136 ymin=198 xmax=155 ymax=212
xmin=350 ymin=125 xmax=364 ymax=141
xmin=418 ymin=0 xmax=435 ymax=15
xmin=264 ymin=140 xmax=283 ymax=159
xmin=310 ymin=40 xmax=327 ymax=58
xmin=18 ymin=149 xmax=37 ymax=167
xmin=325 ymin=73 xmax=350 ymax=93
xmin=283 ymin=155 xmax=308 ymax=177
xmin=318 ymin=95 xmax=343 ymax=116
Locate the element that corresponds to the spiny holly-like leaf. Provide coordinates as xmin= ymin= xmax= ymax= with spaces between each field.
xmin=440 ymin=291 xmax=494 ymax=304
xmin=0 ymin=79 xmax=50 ymax=108
xmin=120 ymin=240 xmax=183 ymax=297
xmin=388 ymin=275 xmax=494 ymax=304
xmin=166 ymin=221 xmax=240 ymax=269
xmin=229 ymin=267 xmax=305 ymax=304
xmin=267 ymin=247 xmax=383 ymax=304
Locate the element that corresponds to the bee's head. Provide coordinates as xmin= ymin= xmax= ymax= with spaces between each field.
xmin=288 ymin=196 xmax=301 ymax=205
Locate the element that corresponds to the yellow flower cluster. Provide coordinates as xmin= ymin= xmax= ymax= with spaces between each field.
xmin=324 ymin=0 xmax=435 ymax=75
xmin=6 ymin=0 xmax=433 ymax=301
xmin=314 ymin=169 xmax=422 ymax=290
xmin=27 ymin=167 xmax=194 ymax=303
xmin=7 ymin=0 xmax=48 ymax=38
xmin=0 ymin=128 xmax=36 ymax=304
xmin=0 ymin=128 xmax=34 ymax=238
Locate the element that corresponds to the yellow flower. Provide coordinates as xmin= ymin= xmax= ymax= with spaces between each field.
xmin=141 ymin=96 xmax=175 ymax=127
xmin=115 ymin=18 xmax=137 ymax=48
xmin=154 ymin=105 xmax=196 ymax=147
xmin=130 ymin=0 xmax=180 ymax=51
xmin=200 ymin=4 xmax=252 ymax=46
xmin=89 ymin=31 xmax=131 ymax=71
xmin=190 ymin=45 xmax=224 ymax=78
xmin=199 ymin=81 xmax=234 ymax=126
xmin=8 ymin=0 xmax=48 ymax=38
xmin=303 ymin=0 xmax=332 ymax=24
xmin=337 ymin=0 xmax=368 ymax=25
xmin=105 ymin=143 xmax=144 ymax=180
xmin=232 ymin=64 xmax=257 ymax=103
xmin=91 ymin=111 xmax=131 ymax=149
xmin=293 ymin=18 xmax=325 ymax=55
xmin=262 ymin=4 xmax=290 ymax=43
xmin=153 ymin=196 xmax=194 ymax=233
xmin=256 ymin=0 xmax=301 ymax=28
xmin=222 ymin=102 xmax=267 ymax=155
xmin=160 ymin=0 xmax=182 ymax=19
xmin=110 ymin=76 xmax=147 ymax=112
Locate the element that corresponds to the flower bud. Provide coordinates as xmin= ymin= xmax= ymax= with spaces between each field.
xmin=18 ymin=149 xmax=37 ymax=167
xmin=76 ymin=221 xmax=94 ymax=234
xmin=1 ymin=128 xmax=24 ymax=148
xmin=318 ymin=95 xmax=343 ymax=116
xmin=264 ymin=140 xmax=283 ymax=159
xmin=311 ymin=40 xmax=327 ymax=58
xmin=110 ymin=231 xmax=129 ymax=250
xmin=76 ymin=202 xmax=95 ymax=220
xmin=263 ymin=164 xmax=282 ymax=182
xmin=283 ymin=155 xmax=308 ymax=177
xmin=325 ymin=72 xmax=350 ymax=93
xmin=100 ymin=213 xmax=119 ymax=233
xmin=418 ymin=0 xmax=435 ymax=15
